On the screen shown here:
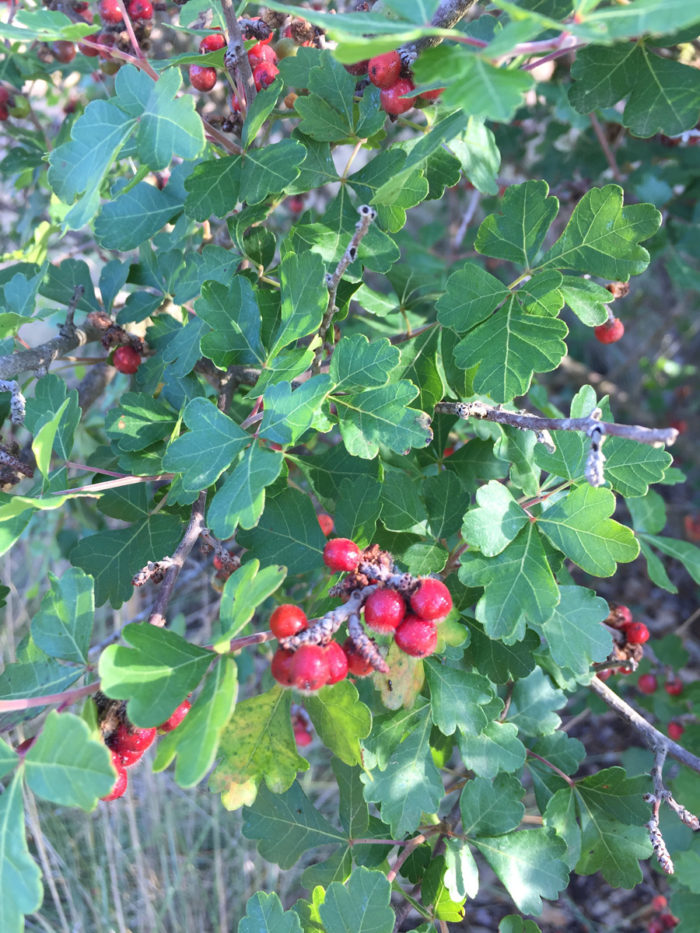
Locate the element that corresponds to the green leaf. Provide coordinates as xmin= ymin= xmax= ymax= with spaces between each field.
xmin=580 ymin=0 xmax=700 ymax=40
xmin=95 ymin=182 xmax=182 ymax=251
xmin=399 ymin=326 xmax=445 ymax=411
xmin=421 ymin=856 xmax=466 ymax=922
xmin=423 ymin=470 xmax=468 ymax=541
xmin=560 ymin=277 xmax=611 ymax=326
xmin=268 ymin=251 xmax=328 ymax=360
xmin=475 ymin=181 xmax=558 ymax=267
xmin=210 ymin=687 xmax=309 ymax=810
xmin=349 ymin=152 xmax=428 ymax=233
xmin=31 ymin=568 xmax=94 ymax=663
xmin=242 ymin=779 xmax=345 ymax=869
xmin=380 ymin=469 xmax=428 ymax=533
xmin=0 ymin=771 xmax=43 ymax=932
xmin=539 ymin=586 xmax=612 ymax=680
xmin=239 ymin=891 xmax=303 ymax=933
xmin=459 ymin=524 xmax=560 ymax=644
xmin=24 ymin=710 xmax=115 ymax=808
xmin=570 ymin=44 xmax=700 ymax=137
xmin=335 ymin=381 xmax=433 ymax=459
xmin=463 ymin=621 xmax=538 ymax=684
xmin=162 ymin=397 xmax=250 ymax=491
xmin=541 ymin=185 xmax=661 ymax=280
xmin=0 ymin=8 xmax=94 ymax=40
xmin=456 ymin=721 xmax=526 ymax=780
xmin=260 ymin=377 xmax=332 ymax=446
xmin=361 ymin=709 xmax=442 ymax=837
xmin=214 ymin=560 xmax=286 ymax=649
xmin=461 ymin=773 xmax=525 ymax=836
xmin=32 ymin=398 xmax=70 ymax=479
xmin=197 ymin=276 xmax=264 ymax=368
xmin=499 ymin=916 xmax=542 ymax=933
xmin=329 ymin=333 xmax=400 ymax=392
xmin=98 ymin=623 xmax=212 ymax=727
xmin=473 ymin=829 xmax=569 ymax=915
xmin=70 ymin=512 xmax=182 ymax=608
xmin=436 ymin=261 xmax=511 ymax=331
xmin=444 ymin=838 xmax=480 ymax=901
xmin=424 ymin=660 xmax=494 ymax=736
xmin=602 ymin=437 xmax=672 ymax=498
xmin=639 ymin=533 xmax=700 ymax=585
xmin=538 ymin=485 xmax=640 ymax=576
xmin=184 ymin=156 xmax=242 ymax=221
xmin=319 ymin=867 xmax=395 ymax=933
xmin=506 ymin=667 xmax=566 ymax=737
xmin=303 ymin=680 xmax=372 ymax=766
xmin=208 ymin=445 xmax=284 ymax=540
xmin=0 ymin=738 xmax=18 ymax=780
xmin=39 ymin=258 xmax=99 ymax=311
xmin=453 ymin=296 xmax=568 ymax=402
xmin=452 ymin=118 xmax=501 ymax=195
xmin=105 ymin=392 xmax=177 ymax=452
xmin=237 ymin=487 xmax=327 ymax=575
xmin=334 ymin=477 xmax=383 ymax=546
xmin=462 ymin=481 xmax=528 ymax=557
xmin=241 ymin=140 xmax=307 ymax=205
xmin=23 ymin=374 xmax=80 ymax=461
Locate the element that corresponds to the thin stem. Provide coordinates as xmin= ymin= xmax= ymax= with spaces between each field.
xmin=219 ymin=0 xmax=256 ymax=106
xmin=526 ymin=750 xmax=575 ymax=787
xmin=114 ymin=0 xmax=157 ymax=79
xmin=0 ymin=681 xmax=99 ymax=713
xmin=589 ymin=112 xmax=623 ymax=183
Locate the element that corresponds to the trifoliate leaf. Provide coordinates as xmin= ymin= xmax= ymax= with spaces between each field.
xmin=462 ymin=481 xmax=528 ymax=556
xmin=319 ymin=867 xmax=395 ymax=933
xmin=24 ymin=710 xmax=115 ymax=808
xmin=424 ymin=660 xmax=494 ymax=736
xmin=335 ymin=381 xmax=433 ymax=459
xmin=457 ymin=721 xmax=526 ymax=780
xmin=162 ymin=397 xmax=250 ymax=491
xmin=303 ymin=680 xmax=372 ymax=767
xmin=538 ymin=485 xmax=639 ymax=576
xmin=475 ymin=180 xmax=558 ymax=267
xmin=0 ymin=771 xmax=43 ymax=932
xmin=242 ymin=780 xmax=344 ymax=869
xmin=329 ymin=333 xmax=400 ymax=392
xmin=459 ymin=524 xmax=560 ymax=644
xmin=349 ymin=151 xmax=429 ymax=232
xmin=539 ymin=585 xmax=612 ymax=680
xmin=239 ymin=891 xmax=303 ymax=933
xmin=463 ymin=620 xmax=538 ymax=684
xmin=211 ymin=687 xmax=309 ymax=811
xmin=600 ymin=437 xmax=672 ymax=498
xmin=31 ymin=568 xmax=94 ymax=663
xmin=506 ymin=667 xmax=566 ymax=737
xmin=361 ymin=699 xmax=431 ymax=771
xmin=98 ymin=623 xmax=212 ymax=727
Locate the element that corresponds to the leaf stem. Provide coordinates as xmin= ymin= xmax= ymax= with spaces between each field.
xmin=0 ymin=681 xmax=99 ymax=713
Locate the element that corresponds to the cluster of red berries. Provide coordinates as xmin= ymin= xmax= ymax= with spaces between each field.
xmin=101 ymin=699 xmax=191 ymax=801
xmin=270 ymin=536 xmax=453 ymax=694
xmin=648 ymin=895 xmax=679 ymax=933
xmin=346 ymin=50 xmax=443 ymax=116
xmin=594 ymin=316 xmax=625 ymax=344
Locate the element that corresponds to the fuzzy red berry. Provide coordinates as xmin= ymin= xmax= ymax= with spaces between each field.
xmin=294 ymin=727 xmax=312 ymax=747
xmin=594 ymin=317 xmax=624 ymax=344
xmin=323 ymin=640 xmax=349 ymax=685
xmin=665 ymin=678 xmax=683 ymax=697
xmin=271 ymin=647 xmax=295 ymax=687
xmin=410 ymin=578 xmax=452 ymax=621
xmin=200 ymin=33 xmax=226 ymax=53
xmin=651 ymin=896 xmax=668 ymax=912
xmin=288 ymin=195 xmax=306 ymax=214
xmin=248 ymin=42 xmax=278 ymax=67
xmin=368 ymin=50 xmax=401 ymax=88
xmin=342 ymin=638 xmax=374 ymax=678
xmin=112 ymin=723 xmax=156 ymax=766
xmin=270 ymin=604 xmax=308 ymax=639
xmin=613 ymin=605 xmax=633 ymax=626
xmin=189 ymin=64 xmax=217 ymax=92
xmin=660 ymin=914 xmax=679 ymax=930
xmin=317 ymin=513 xmax=333 ymax=536
xmin=624 ymin=621 xmax=650 ymax=645
xmin=597 ymin=668 xmax=613 ymax=681
xmin=101 ymin=751 xmax=128 ymax=801
xmin=158 ymin=699 xmax=191 ymax=733
xmin=668 ymin=720 xmax=684 ymax=741
xmin=323 ymin=538 xmax=361 ymax=573
xmin=364 ymin=588 xmax=406 ymax=633
xmin=291 ymin=644 xmax=330 ymax=693
xmin=638 ymin=673 xmax=658 ymax=695
xmin=380 ymin=78 xmax=416 ymax=115
xmin=99 ymin=0 xmax=123 ymax=23
xmin=395 ymin=616 xmax=437 ymax=658
xmin=345 ymin=59 xmax=369 ymax=76
xmin=252 ymin=61 xmax=279 ymax=90
xmin=127 ymin=0 xmax=152 ymax=19
xmin=51 ymin=41 xmax=77 ymax=63
xmin=113 ymin=345 xmax=141 ymax=374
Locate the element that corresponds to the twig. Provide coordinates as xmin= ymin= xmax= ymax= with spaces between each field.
xmin=644 ymin=747 xmax=675 ymax=873
xmin=452 ymin=188 xmax=481 ymax=248
xmin=59 ymin=285 xmax=84 ymax=337
xmin=589 ymin=676 xmax=700 ymax=775
xmin=0 ymin=379 xmax=26 ymax=424
xmin=201 ymin=118 xmax=244 ymax=155
xmin=114 ymin=0 xmax=158 ymax=79
xmin=402 ymin=0 xmax=479 ymax=59
xmin=50 ymin=473 xmax=173 ymax=496
xmin=0 ymin=322 xmax=107 ymax=381
xmin=312 ymin=204 xmax=377 ymax=374
xmin=148 ymin=491 xmax=208 ymax=627
xmin=0 ymin=446 xmax=34 ymax=478
xmin=76 ymin=361 xmax=116 ymax=413
xmin=220 ymin=0 xmax=257 ymax=107
xmin=0 ymin=681 xmax=99 ymax=713
xmin=589 ymin=113 xmax=623 ymax=183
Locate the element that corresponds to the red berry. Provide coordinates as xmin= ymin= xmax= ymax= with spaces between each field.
xmin=200 ymin=33 xmax=226 ymax=53
xmin=96 ymin=31 xmax=116 ymax=59
xmin=248 ymin=42 xmax=278 ymax=67
xmin=660 ymin=913 xmax=679 ymax=930
xmin=270 ymin=604 xmax=308 ymax=639
xmin=380 ymin=78 xmax=416 ymax=115
xmin=668 ymin=721 xmax=684 ymax=741
xmin=665 ymin=678 xmax=683 ymax=697
xmin=364 ymin=588 xmax=406 ymax=633
xmin=344 ymin=59 xmax=369 ymax=76
xmin=419 ymin=87 xmax=444 ymax=101
xmin=252 ymin=61 xmax=279 ymax=90
xmin=624 ymin=621 xmax=650 ymax=645
xmin=669 ymin=419 xmax=687 ymax=435
xmin=0 ymin=88 xmax=8 ymax=104
xmin=101 ymin=751 xmax=128 ymax=801
xmin=288 ymin=195 xmax=306 ymax=214
xmin=410 ymin=578 xmax=452 ymax=621
xmin=78 ymin=34 xmax=100 ymax=56
xmin=51 ymin=41 xmax=77 ymax=64
xmin=638 ymin=673 xmax=658 ymax=694
xmin=113 ymin=345 xmax=141 ymax=374
xmin=294 ymin=727 xmax=312 ymax=747
xmin=291 ymin=644 xmax=330 ymax=693
xmin=342 ymin=638 xmax=374 ymax=678
xmin=613 ymin=605 xmax=633 ymax=626
xmin=651 ymin=896 xmax=668 ymax=912
xmin=271 ymin=647 xmax=296 ymax=687
xmin=112 ymin=724 xmax=156 ymax=766
xmin=323 ymin=640 xmax=349 ymax=685
xmin=158 ymin=699 xmax=191 ymax=733
xmin=597 ymin=668 xmax=613 ymax=681
xmin=323 ymin=538 xmax=361 ymax=573
xmin=317 ymin=513 xmax=333 ymax=536
xmin=394 ymin=616 xmax=437 ymax=658
xmin=594 ymin=317 xmax=624 ymax=344
xmin=649 ymin=922 xmax=665 ymax=933
xmin=189 ymin=64 xmax=217 ymax=92
xmin=368 ymin=51 xmax=401 ymax=88
xmin=99 ymin=0 xmax=123 ymax=23
xmin=230 ymin=92 xmax=241 ymax=113
xmin=127 ymin=0 xmax=152 ymax=19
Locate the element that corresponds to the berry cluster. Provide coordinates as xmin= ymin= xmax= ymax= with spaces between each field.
xmin=597 ymin=604 xmax=651 ymax=678
xmin=346 ymin=50 xmax=443 ymax=116
xmin=647 ymin=895 xmax=679 ymax=933
xmin=100 ymin=698 xmax=191 ymax=801
xmin=270 ymin=536 xmax=453 ymax=694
